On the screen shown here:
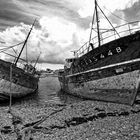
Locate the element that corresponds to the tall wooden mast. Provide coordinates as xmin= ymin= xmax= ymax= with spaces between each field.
xmin=14 ymin=19 xmax=36 ymax=66
xmin=95 ymin=0 xmax=101 ymax=47
xmin=88 ymin=0 xmax=120 ymax=52
xmin=88 ymin=8 xmax=95 ymax=52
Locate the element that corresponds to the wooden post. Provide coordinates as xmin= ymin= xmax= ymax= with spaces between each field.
xmin=9 ymin=64 xmax=13 ymax=113
xmin=128 ymin=24 xmax=131 ymax=34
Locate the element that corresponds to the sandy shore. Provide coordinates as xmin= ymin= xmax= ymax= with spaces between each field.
xmin=0 ymin=98 xmax=140 ymax=140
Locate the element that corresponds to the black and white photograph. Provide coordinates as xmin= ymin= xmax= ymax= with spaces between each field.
xmin=0 ymin=0 xmax=140 ymax=139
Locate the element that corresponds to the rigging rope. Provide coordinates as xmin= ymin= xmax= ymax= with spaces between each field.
xmin=0 ymin=42 xmax=24 ymax=50
xmin=0 ymin=41 xmax=24 ymax=55
xmin=104 ymin=6 xmax=128 ymax=23
xmin=0 ymin=42 xmax=24 ymax=51
xmin=100 ymin=4 xmax=129 ymax=23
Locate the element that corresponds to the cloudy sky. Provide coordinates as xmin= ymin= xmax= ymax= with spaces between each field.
xmin=0 ymin=0 xmax=140 ymax=69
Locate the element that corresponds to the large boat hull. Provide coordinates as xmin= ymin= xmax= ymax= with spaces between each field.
xmin=58 ymin=9 xmax=140 ymax=105
xmin=59 ymin=59 xmax=140 ymax=105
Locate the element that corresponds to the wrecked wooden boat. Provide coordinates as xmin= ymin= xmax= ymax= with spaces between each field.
xmin=58 ymin=0 xmax=140 ymax=105
xmin=0 ymin=20 xmax=39 ymax=101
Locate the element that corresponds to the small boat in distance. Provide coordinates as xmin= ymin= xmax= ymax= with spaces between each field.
xmin=0 ymin=20 xmax=39 ymax=101
xmin=58 ymin=0 xmax=140 ymax=105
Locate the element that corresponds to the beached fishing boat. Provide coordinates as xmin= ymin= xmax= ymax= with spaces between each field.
xmin=58 ymin=0 xmax=140 ymax=105
xmin=0 ymin=20 xmax=39 ymax=101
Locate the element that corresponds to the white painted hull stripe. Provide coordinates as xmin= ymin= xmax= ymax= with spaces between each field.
xmin=66 ymin=58 xmax=140 ymax=77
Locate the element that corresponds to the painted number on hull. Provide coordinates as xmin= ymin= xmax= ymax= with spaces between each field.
xmin=100 ymin=54 xmax=105 ymax=58
xmin=84 ymin=46 xmax=123 ymax=65
xmin=100 ymin=47 xmax=122 ymax=59
xmin=116 ymin=47 xmax=122 ymax=53
xmin=108 ymin=50 xmax=113 ymax=56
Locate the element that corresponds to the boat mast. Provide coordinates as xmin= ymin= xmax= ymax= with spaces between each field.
xmin=96 ymin=2 xmax=120 ymax=37
xmin=34 ymin=52 xmax=41 ymax=68
xmin=95 ymin=0 xmax=101 ymax=47
xmin=14 ymin=19 xmax=36 ymax=66
xmin=88 ymin=8 xmax=95 ymax=52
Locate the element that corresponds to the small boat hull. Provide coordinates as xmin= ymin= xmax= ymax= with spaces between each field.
xmin=0 ymin=20 xmax=39 ymax=101
xmin=0 ymin=59 xmax=39 ymax=101
xmin=0 ymin=78 xmax=38 ymax=101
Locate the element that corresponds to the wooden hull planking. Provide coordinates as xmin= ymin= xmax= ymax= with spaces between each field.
xmin=59 ymin=59 xmax=140 ymax=105
xmin=0 ymin=59 xmax=38 ymax=101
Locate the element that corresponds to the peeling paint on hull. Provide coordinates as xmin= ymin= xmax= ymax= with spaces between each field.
xmin=0 ymin=59 xmax=39 ymax=101
xmin=58 ymin=30 xmax=140 ymax=105
xmin=66 ymin=70 xmax=140 ymax=105
xmin=0 ymin=79 xmax=37 ymax=101
xmin=59 ymin=60 xmax=140 ymax=105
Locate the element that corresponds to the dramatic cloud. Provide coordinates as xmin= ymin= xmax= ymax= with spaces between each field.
xmin=123 ymin=0 xmax=140 ymax=22
xmin=0 ymin=16 xmax=88 ymax=64
xmin=0 ymin=0 xmax=140 ymax=68
xmin=78 ymin=0 xmax=139 ymax=18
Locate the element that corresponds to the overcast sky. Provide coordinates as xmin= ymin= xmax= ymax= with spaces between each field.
xmin=0 ymin=0 xmax=140 ymax=69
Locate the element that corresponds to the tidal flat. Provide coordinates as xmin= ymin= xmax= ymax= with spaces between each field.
xmin=0 ymin=76 xmax=140 ymax=140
